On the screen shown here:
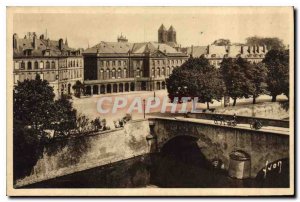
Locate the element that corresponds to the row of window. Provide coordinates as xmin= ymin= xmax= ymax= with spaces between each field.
xmin=67 ymin=59 xmax=83 ymax=68
xmin=152 ymin=59 xmax=186 ymax=66
xmin=98 ymin=66 xmax=178 ymax=80
xmin=100 ymin=60 xmax=127 ymax=67
xmin=14 ymin=61 xmax=56 ymax=70
xmin=60 ymin=69 xmax=83 ymax=80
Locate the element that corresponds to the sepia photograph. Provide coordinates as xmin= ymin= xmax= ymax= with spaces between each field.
xmin=6 ymin=6 xmax=294 ymax=196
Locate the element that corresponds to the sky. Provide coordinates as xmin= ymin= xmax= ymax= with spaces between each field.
xmin=12 ymin=7 xmax=293 ymax=49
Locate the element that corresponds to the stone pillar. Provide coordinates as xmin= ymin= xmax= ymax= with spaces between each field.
xmin=98 ymin=84 xmax=101 ymax=94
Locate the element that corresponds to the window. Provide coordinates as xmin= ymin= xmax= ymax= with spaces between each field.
xmin=14 ymin=74 xmax=19 ymax=84
xmin=27 ymin=62 xmax=32 ymax=70
xmin=123 ymin=68 xmax=127 ymax=78
xmin=106 ymin=69 xmax=110 ymax=79
xmin=46 ymin=61 xmax=50 ymax=69
xmin=21 ymin=61 xmax=25 ymax=70
xmin=14 ymin=62 xmax=19 ymax=70
xmin=136 ymin=68 xmax=140 ymax=78
xmin=118 ymin=61 xmax=121 ymax=66
xmin=113 ymin=61 xmax=116 ymax=66
xmin=157 ymin=68 xmax=161 ymax=77
xmin=112 ymin=69 xmax=116 ymax=78
xmin=100 ymin=69 xmax=104 ymax=80
xmin=51 ymin=61 xmax=55 ymax=69
xmin=162 ymin=67 xmax=165 ymax=76
xmin=117 ymin=68 xmax=121 ymax=78
xmin=40 ymin=61 xmax=44 ymax=69
xmin=151 ymin=68 xmax=155 ymax=77
xmin=34 ymin=61 xmax=38 ymax=69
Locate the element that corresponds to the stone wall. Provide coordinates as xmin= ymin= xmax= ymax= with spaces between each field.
xmin=15 ymin=120 xmax=150 ymax=187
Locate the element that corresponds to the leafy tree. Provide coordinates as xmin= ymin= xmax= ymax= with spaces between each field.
xmin=245 ymin=36 xmax=285 ymax=50
xmin=220 ymin=58 xmax=250 ymax=106
xmin=14 ymin=74 xmax=56 ymax=130
xmin=247 ymin=62 xmax=268 ymax=104
xmin=72 ymin=80 xmax=85 ymax=98
xmin=13 ymin=75 xmax=80 ymax=180
xmin=52 ymin=94 xmax=77 ymax=137
xmin=166 ymin=56 xmax=224 ymax=109
xmin=91 ymin=117 xmax=102 ymax=131
xmin=212 ymin=39 xmax=231 ymax=46
xmin=263 ymin=49 xmax=289 ymax=101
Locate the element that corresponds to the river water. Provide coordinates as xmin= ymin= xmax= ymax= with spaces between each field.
xmin=23 ymin=136 xmax=289 ymax=188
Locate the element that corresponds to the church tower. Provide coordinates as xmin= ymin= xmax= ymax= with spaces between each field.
xmin=158 ymin=24 xmax=168 ymax=43
xmin=167 ymin=25 xmax=176 ymax=43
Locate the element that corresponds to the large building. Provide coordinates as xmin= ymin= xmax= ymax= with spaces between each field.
xmin=13 ymin=32 xmax=84 ymax=97
xmin=183 ymin=44 xmax=268 ymax=68
xmin=83 ymin=37 xmax=188 ymax=95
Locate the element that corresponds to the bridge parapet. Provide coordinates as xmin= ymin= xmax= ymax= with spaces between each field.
xmin=186 ymin=113 xmax=289 ymax=128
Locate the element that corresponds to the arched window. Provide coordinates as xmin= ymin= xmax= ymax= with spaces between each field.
xmin=157 ymin=68 xmax=161 ymax=77
xmin=135 ymin=68 xmax=140 ymax=78
xmin=151 ymin=68 xmax=155 ymax=77
xmin=27 ymin=61 xmax=32 ymax=70
xmin=76 ymin=60 xmax=79 ymax=67
xmin=166 ymin=67 xmax=170 ymax=76
xmin=51 ymin=61 xmax=55 ymax=69
xmin=112 ymin=68 xmax=116 ymax=78
xmin=106 ymin=69 xmax=110 ymax=79
xmin=161 ymin=67 xmax=165 ymax=76
xmin=34 ymin=61 xmax=38 ymax=69
xmin=46 ymin=61 xmax=50 ymax=69
xmin=123 ymin=68 xmax=127 ymax=78
xmin=21 ymin=61 xmax=25 ymax=69
xmin=117 ymin=68 xmax=121 ymax=78
xmin=100 ymin=69 xmax=104 ymax=80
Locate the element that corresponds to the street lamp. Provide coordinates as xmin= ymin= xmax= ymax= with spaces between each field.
xmin=143 ymin=99 xmax=146 ymax=119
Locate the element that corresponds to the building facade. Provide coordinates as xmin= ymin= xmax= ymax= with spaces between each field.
xmin=183 ymin=44 xmax=268 ymax=68
xmin=83 ymin=40 xmax=188 ymax=95
xmin=13 ymin=32 xmax=84 ymax=97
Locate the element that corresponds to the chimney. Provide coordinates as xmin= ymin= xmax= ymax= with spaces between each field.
xmin=33 ymin=34 xmax=37 ymax=49
xmin=13 ymin=33 xmax=18 ymax=49
xmin=59 ymin=38 xmax=64 ymax=50
xmin=207 ymin=45 xmax=210 ymax=54
xmin=241 ymin=46 xmax=244 ymax=54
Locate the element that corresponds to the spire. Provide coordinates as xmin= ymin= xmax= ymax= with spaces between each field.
xmin=65 ymin=37 xmax=68 ymax=46
xmin=159 ymin=24 xmax=166 ymax=31
xmin=168 ymin=25 xmax=176 ymax=32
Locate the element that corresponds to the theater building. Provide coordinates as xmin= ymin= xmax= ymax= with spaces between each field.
xmin=83 ymin=39 xmax=188 ymax=95
xmin=13 ymin=32 xmax=84 ymax=97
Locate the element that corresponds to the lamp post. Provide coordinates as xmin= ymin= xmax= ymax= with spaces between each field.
xmin=143 ymin=99 xmax=146 ymax=119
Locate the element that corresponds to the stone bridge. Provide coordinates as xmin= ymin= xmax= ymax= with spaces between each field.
xmin=147 ymin=117 xmax=290 ymax=178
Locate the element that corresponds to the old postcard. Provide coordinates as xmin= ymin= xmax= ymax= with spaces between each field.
xmin=7 ymin=6 xmax=294 ymax=196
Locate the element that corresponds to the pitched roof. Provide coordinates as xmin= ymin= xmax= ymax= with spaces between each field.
xmin=84 ymin=41 xmax=187 ymax=56
xmin=13 ymin=35 xmax=80 ymax=58
xmin=158 ymin=24 xmax=167 ymax=31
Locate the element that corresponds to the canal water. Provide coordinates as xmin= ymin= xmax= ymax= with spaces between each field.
xmin=23 ymin=136 xmax=289 ymax=188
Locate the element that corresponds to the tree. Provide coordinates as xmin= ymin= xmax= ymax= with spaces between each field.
xmin=245 ymin=36 xmax=285 ymax=50
xmin=263 ymin=49 xmax=289 ymax=101
xmin=13 ymin=75 xmax=79 ymax=180
xmin=72 ymin=80 xmax=85 ymax=98
xmin=212 ymin=39 xmax=231 ymax=46
xmin=220 ymin=57 xmax=251 ymax=106
xmin=166 ymin=56 xmax=224 ymax=109
xmin=247 ymin=62 xmax=268 ymax=104
xmin=52 ymin=94 xmax=77 ymax=137
xmin=14 ymin=74 xmax=56 ymax=130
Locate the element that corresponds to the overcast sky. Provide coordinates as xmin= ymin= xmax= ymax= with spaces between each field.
xmin=12 ymin=7 xmax=293 ymax=49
